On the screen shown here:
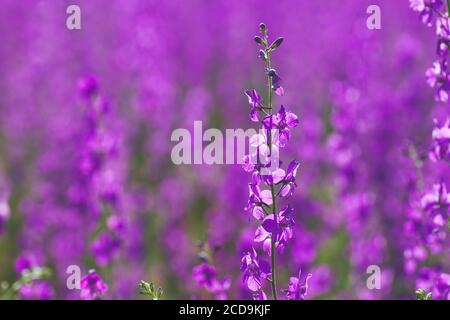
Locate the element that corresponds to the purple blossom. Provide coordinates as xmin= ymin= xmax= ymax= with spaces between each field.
xmin=245 ymin=89 xmax=263 ymax=122
xmin=19 ymin=281 xmax=54 ymax=300
xmin=192 ymin=262 xmax=231 ymax=299
xmin=409 ymin=0 xmax=444 ymax=27
xmin=421 ymin=182 xmax=450 ymax=228
xmin=240 ymin=248 xmax=271 ymax=292
xmin=425 ymin=60 xmax=450 ymax=102
xmin=80 ymin=270 xmax=108 ymax=300
xmin=14 ymin=255 xmax=39 ymax=274
xmin=193 ymin=263 xmax=217 ymax=291
xmin=254 ymin=205 xmax=295 ymax=254
xmin=279 ymin=160 xmax=300 ymax=198
xmin=430 ymin=118 xmax=450 ymax=162
xmin=262 ymin=106 xmax=299 ymax=147
xmin=91 ymin=232 xmax=121 ymax=266
xmin=284 ymin=270 xmax=312 ymax=300
xmin=267 ymin=69 xmax=284 ymax=96
xmin=78 ymin=75 xmax=99 ymax=99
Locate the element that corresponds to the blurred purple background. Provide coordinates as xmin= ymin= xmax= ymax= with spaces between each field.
xmin=0 ymin=0 xmax=448 ymax=300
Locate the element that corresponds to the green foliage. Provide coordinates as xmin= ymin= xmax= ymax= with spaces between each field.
xmin=415 ymin=288 xmax=432 ymax=300
xmin=139 ymin=280 xmax=163 ymax=300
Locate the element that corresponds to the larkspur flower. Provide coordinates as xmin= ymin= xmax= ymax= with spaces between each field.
xmin=241 ymin=23 xmax=303 ymax=300
xmin=284 ymin=270 xmax=312 ymax=300
xmin=240 ymin=248 xmax=271 ymax=292
xmin=430 ymin=118 xmax=450 ymax=162
xmin=262 ymin=106 xmax=299 ymax=147
xmin=425 ymin=60 xmax=450 ymax=102
xmin=267 ymin=69 xmax=284 ymax=96
xmin=254 ymin=205 xmax=295 ymax=255
xmin=421 ymin=182 xmax=450 ymax=228
xmin=80 ymin=270 xmax=108 ymax=300
xmin=409 ymin=0 xmax=444 ymax=27
xmin=192 ymin=263 xmax=217 ymax=291
xmin=245 ymin=89 xmax=263 ymax=122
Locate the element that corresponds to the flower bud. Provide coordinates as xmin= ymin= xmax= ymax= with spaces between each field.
xmin=259 ymin=23 xmax=267 ymax=33
xmin=258 ymin=49 xmax=267 ymax=61
xmin=270 ymin=37 xmax=284 ymax=50
xmin=254 ymin=36 xmax=263 ymax=45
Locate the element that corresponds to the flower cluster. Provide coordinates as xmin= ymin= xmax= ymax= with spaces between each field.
xmin=76 ymin=75 xmax=127 ymax=268
xmin=411 ymin=0 xmax=450 ymax=101
xmin=421 ymin=182 xmax=450 ymax=229
xmin=241 ymin=23 xmax=308 ymax=300
xmin=430 ymin=118 xmax=450 ymax=162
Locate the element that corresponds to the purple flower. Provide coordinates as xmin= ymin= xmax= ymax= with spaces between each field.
xmin=19 ymin=281 xmax=54 ymax=300
xmin=192 ymin=263 xmax=217 ymax=291
xmin=421 ymin=182 xmax=450 ymax=228
xmin=430 ymin=118 xmax=450 ymax=162
xmin=210 ymin=277 xmax=231 ymax=300
xmin=267 ymin=69 xmax=284 ymax=96
xmin=80 ymin=270 xmax=108 ymax=300
xmin=245 ymin=89 xmax=263 ymax=122
xmin=78 ymin=75 xmax=99 ymax=99
xmin=15 ymin=254 xmax=39 ymax=274
xmin=91 ymin=232 xmax=121 ymax=266
xmin=240 ymin=248 xmax=271 ymax=292
xmin=409 ymin=0 xmax=444 ymax=27
xmin=284 ymin=270 xmax=312 ymax=300
xmin=425 ymin=60 xmax=449 ymax=102
xmin=435 ymin=272 xmax=450 ymax=300
xmin=279 ymin=160 xmax=300 ymax=198
xmin=246 ymin=183 xmax=273 ymax=211
xmin=254 ymin=205 xmax=295 ymax=254
xmin=262 ymin=106 xmax=299 ymax=147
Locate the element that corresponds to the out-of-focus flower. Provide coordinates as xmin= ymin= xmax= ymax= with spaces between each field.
xmin=14 ymin=255 xmax=39 ymax=275
xmin=0 ymin=190 xmax=10 ymax=234
xmin=19 ymin=281 xmax=54 ymax=300
xmin=91 ymin=232 xmax=121 ymax=266
xmin=80 ymin=270 xmax=108 ymax=300
xmin=193 ymin=263 xmax=217 ymax=291
xmin=78 ymin=75 xmax=99 ymax=99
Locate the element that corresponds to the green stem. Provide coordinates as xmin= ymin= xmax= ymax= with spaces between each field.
xmin=265 ymin=48 xmax=278 ymax=301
